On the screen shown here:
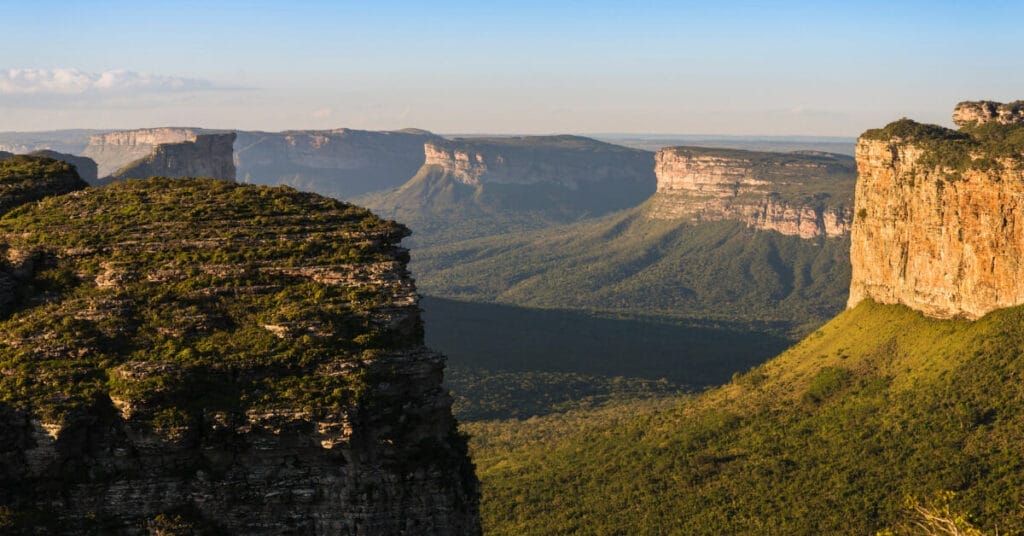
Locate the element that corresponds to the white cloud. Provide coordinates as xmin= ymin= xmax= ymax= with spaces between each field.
xmin=0 ymin=68 xmax=214 ymax=95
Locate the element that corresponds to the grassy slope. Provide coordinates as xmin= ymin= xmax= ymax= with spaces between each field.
xmin=415 ymin=203 xmax=850 ymax=336
xmin=467 ymin=300 xmax=1024 ymax=535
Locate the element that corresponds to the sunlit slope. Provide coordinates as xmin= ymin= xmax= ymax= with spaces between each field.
xmin=467 ymin=300 xmax=1024 ymax=534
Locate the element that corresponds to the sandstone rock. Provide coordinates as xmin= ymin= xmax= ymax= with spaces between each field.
xmin=111 ymin=133 xmax=237 ymax=181
xmin=849 ymin=103 xmax=1024 ymax=319
xmin=83 ymin=127 xmax=202 ymax=177
xmin=952 ymin=100 xmax=1024 ymax=127
xmin=647 ymin=147 xmax=855 ymax=238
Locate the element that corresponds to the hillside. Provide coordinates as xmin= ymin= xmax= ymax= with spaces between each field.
xmin=415 ymin=204 xmax=850 ymax=335
xmin=467 ymin=300 xmax=1024 ymax=534
xmin=0 ymin=179 xmax=479 ymax=534
xmin=0 ymin=155 xmax=88 ymax=216
xmin=357 ymin=135 xmax=656 ymax=246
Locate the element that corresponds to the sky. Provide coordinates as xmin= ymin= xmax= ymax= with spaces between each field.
xmin=1 ymin=0 xmax=1022 ymax=136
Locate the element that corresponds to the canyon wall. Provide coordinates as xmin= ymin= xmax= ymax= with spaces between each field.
xmin=112 ymin=133 xmax=237 ymax=181
xmin=235 ymin=128 xmax=438 ymax=197
xmin=422 ymin=136 xmax=655 ymax=189
xmin=82 ymin=128 xmax=201 ymax=177
xmin=647 ymin=147 xmax=856 ymax=238
xmin=0 ymin=179 xmax=480 ymax=534
xmin=848 ymin=101 xmax=1024 ymax=319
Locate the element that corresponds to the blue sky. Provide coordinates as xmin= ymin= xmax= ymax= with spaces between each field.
xmin=1 ymin=0 xmax=1022 ymax=135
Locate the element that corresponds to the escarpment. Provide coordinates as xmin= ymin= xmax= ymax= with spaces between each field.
xmin=235 ymin=128 xmax=440 ymax=197
xmin=0 ymin=179 xmax=480 ymax=534
xmin=647 ymin=147 xmax=856 ymax=238
xmin=82 ymin=128 xmax=203 ymax=177
xmin=848 ymin=101 xmax=1024 ymax=319
xmin=111 ymin=133 xmax=236 ymax=181
xmin=422 ymin=136 xmax=655 ymax=191
xmin=0 ymin=154 xmax=88 ymax=216
xmin=26 ymin=150 xmax=98 ymax=183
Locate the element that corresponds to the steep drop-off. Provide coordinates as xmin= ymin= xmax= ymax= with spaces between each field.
xmin=849 ymin=101 xmax=1024 ymax=319
xmin=111 ymin=133 xmax=237 ymax=182
xmin=235 ymin=128 xmax=440 ymax=198
xmin=0 ymin=155 xmax=88 ymax=216
xmin=648 ymin=147 xmax=855 ymax=238
xmin=467 ymin=101 xmax=1024 ymax=535
xmin=26 ymin=150 xmax=98 ymax=183
xmin=358 ymin=136 xmax=656 ymax=246
xmin=0 ymin=179 xmax=479 ymax=534
xmin=82 ymin=128 xmax=202 ymax=178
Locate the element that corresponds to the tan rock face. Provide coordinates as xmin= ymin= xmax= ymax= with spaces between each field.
xmin=422 ymin=136 xmax=655 ymax=189
xmin=647 ymin=147 xmax=855 ymax=238
xmin=952 ymin=100 xmax=1024 ymax=127
xmin=848 ymin=135 xmax=1024 ymax=319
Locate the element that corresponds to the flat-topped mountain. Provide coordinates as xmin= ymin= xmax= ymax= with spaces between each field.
xmin=648 ymin=147 xmax=856 ymax=238
xmin=359 ymin=135 xmax=656 ymax=245
xmin=235 ymin=128 xmax=440 ymax=198
xmin=849 ymin=101 xmax=1024 ymax=319
xmin=0 ymin=178 xmax=479 ymax=533
xmin=82 ymin=127 xmax=203 ymax=177
xmin=111 ymin=132 xmax=237 ymax=181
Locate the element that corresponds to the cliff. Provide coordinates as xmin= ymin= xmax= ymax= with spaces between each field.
xmin=360 ymin=136 xmax=656 ymax=246
xmin=112 ymin=133 xmax=237 ymax=181
xmin=647 ymin=147 xmax=856 ymax=239
xmin=82 ymin=128 xmax=202 ymax=177
xmin=235 ymin=128 xmax=440 ymax=198
xmin=422 ymin=136 xmax=655 ymax=189
xmin=0 ymin=179 xmax=480 ymax=534
xmin=848 ymin=102 xmax=1024 ymax=319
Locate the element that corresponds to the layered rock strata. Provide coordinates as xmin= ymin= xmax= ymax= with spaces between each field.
xmin=952 ymin=100 xmax=1024 ymax=127
xmin=848 ymin=101 xmax=1024 ymax=319
xmin=422 ymin=136 xmax=654 ymax=189
xmin=0 ymin=179 xmax=480 ymax=534
xmin=82 ymin=128 xmax=201 ymax=177
xmin=647 ymin=147 xmax=856 ymax=238
xmin=112 ymin=133 xmax=237 ymax=181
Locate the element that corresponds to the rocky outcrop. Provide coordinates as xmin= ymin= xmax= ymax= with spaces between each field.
xmin=112 ymin=133 xmax=237 ymax=181
xmin=647 ymin=147 xmax=855 ymax=238
xmin=0 ymin=179 xmax=480 ymax=534
xmin=27 ymin=150 xmax=98 ymax=183
xmin=422 ymin=136 xmax=655 ymax=189
xmin=82 ymin=128 xmax=202 ymax=177
xmin=848 ymin=102 xmax=1024 ymax=319
xmin=235 ymin=128 xmax=439 ymax=198
xmin=952 ymin=100 xmax=1024 ymax=127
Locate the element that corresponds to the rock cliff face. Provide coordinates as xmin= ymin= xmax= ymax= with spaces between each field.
xmin=848 ymin=101 xmax=1024 ymax=319
xmin=0 ymin=179 xmax=479 ymax=534
xmin=647 ymin=147 xmax=856 ymax=239
xmin=112 ymin=133 xmax=237 ymax=181
xmin=422 ymin=136 xmax=654 ymax=189
xmin=952 ymin=100 xmax=1024 ymax=127
xmin=235 ymin=129 xmax=439 ymax=198
xmin=82 ymin=128 xmax=201 ymax=177
xmin=359 ymin=135 xmax=657 ymax=246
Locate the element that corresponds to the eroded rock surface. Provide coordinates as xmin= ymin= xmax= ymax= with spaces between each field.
xmin=647 ymin=147 xmax=855 ymax=238
xmin=111 ymin=133 xmax=236 ymax=181
xmin=0 ymin=179 xmax=480 ymax=534
xmin=849 ymin=102 xmax=1024 ymax=319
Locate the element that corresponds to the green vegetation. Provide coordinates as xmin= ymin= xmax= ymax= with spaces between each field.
xmin=861 ymin=117 xmax=1024 ymax=179
xmin=423 ymin=297 xmax=789 ymax=420
xmin=415 ymin=208 xmax=850 ymax=337
xmin=466 ymin=300 xmax=1024 ymax=534
xmin=0 ymin=154 xmax=87 ymax=215
xmin=0 ymin=178 xmax=408 ymax=428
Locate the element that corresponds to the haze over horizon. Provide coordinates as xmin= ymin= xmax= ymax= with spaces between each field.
xmin=3 ymin=0 xmax=1021 ymax=136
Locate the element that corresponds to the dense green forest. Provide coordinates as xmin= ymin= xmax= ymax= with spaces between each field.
xmin=465 ymin=300 xmax=1024 ymax=534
